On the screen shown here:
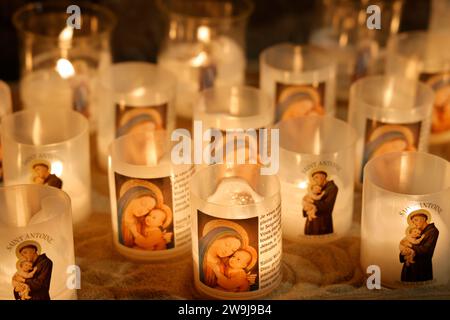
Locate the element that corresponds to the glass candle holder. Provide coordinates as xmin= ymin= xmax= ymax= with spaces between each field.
xmin=190 ymin=164 xmax=282 ymax=299
xmin=13 ymin=1 xmax=116 ymax=131
xmin=386 ymin=31 xmax=450 ymax=159
xmin=361 ymin=151 xmax=450 ymax=288
xmin=259 ymin=43 xmax=336 ymax=122
xmin=348 ymin=75 xmax=434 ymax=184
xmin=0 ymin=184 xmax=76 ymax=300
xmin=1 ymin=110 xmax=91 ymax=225
xmin=275 ymin=116 xmax=357 ymax=242
xmin=157 ymin=0 xmax=253 ymax=119
xmin=97 ymin=62 xmax=177 ymax=171
xmin=193 ymin=85 xmax=274 ymax=166
xmin=108 ymin=131 xmax=194 ymax=261
xmin=0 ymin=80 xmax=13 ymax=184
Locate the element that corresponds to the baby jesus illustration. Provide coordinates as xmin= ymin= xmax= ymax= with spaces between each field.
xmin=12 ymin=260 xmax=37 ymax=300
xmin=399 ymin=227 xmax=425 ymax=266
xmin=302 ymin=183 xmax=325 ymax=221
xmin=213 ymin=249 xmax=257 ymax=292
xmin=140 ymin=208 xmax=173 ymax=251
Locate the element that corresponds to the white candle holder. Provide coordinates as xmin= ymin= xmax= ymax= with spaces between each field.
xmin=361 ymin=151 xmax=450 ymax=288
xmin=386 ymin=31 xmax=450 ymax=158
xmin=0 ymin=184 xmax=76 ymax=300
xmin=0 ymin=80 xmax=12 ymax=184
xmin=348 ymin=75 xmax=434 ymax=184
xmin=1 ymin=110 xmax=91 ymax=225
xmin=259 ymin=43 xmax=336 ymax=121
xmin=275 ymin=116 xmax=356 ymax=242
xmin=97 ymin=62 xmax=176 ymax=171
xmin=157 ymin=0 xmax=253 ymax=119
xmin=13 ymin=2 xmax=116 ymax=131
xmin=108 ymin=131 xmax=193 ymax=261
xmin=190 ymin=164 xmax=282 ymax=299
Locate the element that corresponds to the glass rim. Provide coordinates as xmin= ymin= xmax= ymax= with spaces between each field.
xmin=190 ymin=163 xmax=281 ymax=209
xmin=274 ymin=115 xmax=358 ymax=157
xmin=350 ymin=75 xmax=435 ymax=115
xmin=13 ymin=1 xmax=117 ymax=40
xmin=364 ymin=151 xmax=450 ymax=197
xmin=260 ymin=42 xmax=335 ymax=75
xmin=156 ymin=0 xmax=254 ymax=24
xmin=1 ymin=109 xmax=89 ymax=148
xmin=99 ymin=61 xmax=177 ymax=95
xmin=195 ymin=85 xmax=274 ymax=126
xmin=0 ymin=184 xmax=72 ymax=225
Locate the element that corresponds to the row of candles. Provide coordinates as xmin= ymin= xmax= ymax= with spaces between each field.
xmin=0 ymin=0 xmax=449 ymax=300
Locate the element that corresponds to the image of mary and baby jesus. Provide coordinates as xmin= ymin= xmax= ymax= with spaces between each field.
xmin=199 ymin=219 xmax=259 ymax=292
xmin=117 ymin=179 xmax=174 ymax=251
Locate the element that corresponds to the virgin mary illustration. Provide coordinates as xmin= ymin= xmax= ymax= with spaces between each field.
xmin=116 ymin=107 xmax=163 ymax=137
xmin=362 ymin=124 xmax=417 ymax=179
xmin=199 ymin=219 xmax=258 ymax=292
xmin=277 ymin=85 xmax=325 ymax=121
xmin=117 ymin=179 xmax=173 ymax=250
xmin=426 ymin=74 xmax=450 ymax=134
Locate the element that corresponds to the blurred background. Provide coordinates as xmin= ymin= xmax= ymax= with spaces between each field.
xmin=0 ymin=0 xmax=430 ymax=82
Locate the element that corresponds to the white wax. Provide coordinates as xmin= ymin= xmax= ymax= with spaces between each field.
xmin=207 ymin=177 xmax=264 ymax=206
xmin=158 ymin=36 xmax=245 ymax=118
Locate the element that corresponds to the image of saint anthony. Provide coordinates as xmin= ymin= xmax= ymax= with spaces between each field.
xmin=12 ymin=242 xmax=53 ymax=300
xmin=400 ymin=210 xmax=439 ymax=283
xmin=302 ymin=170 xmax=338 ymax=235
xmin=276 ymin=85 xmax=325 ymax=121
xmin=117 ymin=179 xmax=173 ymax=251
xmin=32 ymin=163 xmax=62 ymax=189
xmin=198 ymin=219 xmax=258 ymax=292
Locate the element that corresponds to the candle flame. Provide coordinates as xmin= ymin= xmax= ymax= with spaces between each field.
xmin=197 ymin=25 xmax=211 ymax=43
xmin=56 ymin=58 xmax=75 ymax=79
xmin=32 ymin=114 xmax=42 ymax=145
xmin=51 ymin=161 xmax=64 ymax=177
xmin=191 ymin=51 xmax=209 ymax=67
xmin=297 ymin=181 xmax=308 ymax=190
xmin=59 ymin=26 xmax=74 ymax=43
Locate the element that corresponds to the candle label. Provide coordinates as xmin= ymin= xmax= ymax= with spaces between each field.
xmin=419 ymin=72 xmax=450 ymax=135
xmin=4 ymin=238 xmax=53 ymax=300
xmin=206 ymin=128 xmax=271 ymax=165
xmin=196 ymin=205 xmax=282 ymax=295
xmin=198 ymin=64 xmax=217 ymax=91
xmin=398 ymin=206 xmax=441 ymax=285
xmin=275 ymin=81 xmax=326 ymax=121
xmin=114 ymin=167 xmax=193 ymax=252
xmin=282 ymin=163 xmax=342 ymax=238
xmin=361 ymin=119 xmax=422 ymax=182
xmin=115 ymin=102 xmax=168 ymax=137
xmin=24 ymin=156 xmax=64 ymax=189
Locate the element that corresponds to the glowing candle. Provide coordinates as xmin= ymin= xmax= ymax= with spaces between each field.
xmin=190 ymin=164 xmax=282 ymax=299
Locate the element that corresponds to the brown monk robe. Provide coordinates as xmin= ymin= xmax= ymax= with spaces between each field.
xmin=302 ymin=171 xmax=339 ymax=236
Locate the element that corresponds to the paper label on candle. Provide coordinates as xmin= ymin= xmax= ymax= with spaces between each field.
xmin=398 ymin=206 xmax=442 ymax=285
xmin=360 ymin=119 xmax=422 ymax=182
xmin=115 ymin=102 xmax=168 ymax=137
xmin=281 ymin=162 xmax=346 ymax=239
xmin=198 ymin=64 xmax=217 ymax=91
xmin=419 ymin=72 xmax=450 ymax=136
xmin=205 ymin=128 xmax=271 ymax=165
xmin=21 ymin=155 xmax=64 ymax=190
xmin=275 ymin=82 xmax=326 ymax=121
xmin=195 ymin=204 xmax=282 ymax=295
xmin=114 ymin=167 xmax=193 ymax=252
xmin=1 ymin=236 xmax=54 ymax=300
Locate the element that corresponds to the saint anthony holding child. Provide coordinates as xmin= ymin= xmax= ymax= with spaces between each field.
xmin=12 ymin=241 xmax=53 ymax=300
xmin=302 ymin=170 xmax=338 ymax=235
xmin=399 ymin=210 xmax=439 ymax=283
